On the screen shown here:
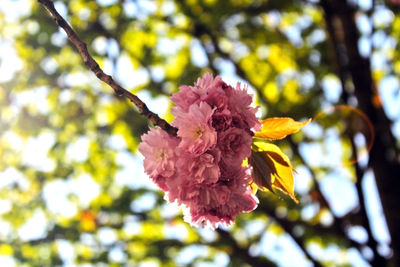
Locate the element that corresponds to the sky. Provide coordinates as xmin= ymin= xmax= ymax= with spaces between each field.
xmin=0 ymin=0 xmax=398 ymax=266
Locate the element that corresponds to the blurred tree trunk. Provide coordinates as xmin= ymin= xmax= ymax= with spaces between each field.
xmin=321 ymin=0 xmax=400 ymax=265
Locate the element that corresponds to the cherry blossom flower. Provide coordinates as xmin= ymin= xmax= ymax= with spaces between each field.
xmin=173 ymin=102 xmax=217 ymax=156
xmin=138 ymin=128 xmax=180 ymax=190
xmin=140 ymin=72 xmax=261 ymax=229
xmin=218 ymin=127 xmax=253 ymax=165
xmin=228 ymin=83 xmax=261 ymax=131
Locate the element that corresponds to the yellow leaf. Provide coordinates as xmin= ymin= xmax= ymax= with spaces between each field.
xmin=0 ymin=244 xmax=13 ymax=255
xmin=250 ymin=142 xmax=298 ymax=203
xmin=80 ymin=211 xmax=97 ymax=232
xmin=254 ymin=117 xmax=311 ymax=140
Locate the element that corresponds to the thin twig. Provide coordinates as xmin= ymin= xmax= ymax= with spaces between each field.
xmin=37 ymin=0 xmax=178 ymax=136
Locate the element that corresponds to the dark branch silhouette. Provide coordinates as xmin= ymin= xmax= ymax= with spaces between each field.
xmin=37 ymin=0 xmax=178 ymax=137
xmin=321 ymin=0 xmax=400 ymax=265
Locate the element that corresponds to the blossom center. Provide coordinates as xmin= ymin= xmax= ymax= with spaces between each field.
xmin=194 ymin=128 xmax=204 ymax=137
xmin=157 ymin=151 xmax=165 ymax=161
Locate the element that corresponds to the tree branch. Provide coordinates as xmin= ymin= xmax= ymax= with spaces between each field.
xmin=37 ymin=0 xmax=178 ymax=137
xmin=320 ymin=0 xmax=400 ymax=265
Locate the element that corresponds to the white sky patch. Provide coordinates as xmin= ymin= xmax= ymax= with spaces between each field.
xmin=196 ymin=227 xmax=218 ymax=243
xmin=0 ymin=41 xmax=23 ymax=82
xmin=43 ymin=174 xmax=99 ymax=216
xmin=348 ymin=225 xmax=368 ymax=244
xmin=80 ymin=233 xmax=96 ymax=246
xmin=0 ymin=0 xmax=31 ymax=23
xmin=363 ymin=170 xmax=391 ymax=243
xmin=393 ymin=120 xmax=400 ymax=139
xmin=294 ymin=166 xmax=313 ymax=194
xmin=138 ymin=260 xmax=160 ymax=267
xmin=299 ymin=129 xmax=345 ymax=168
xmin=43 ymin=179 xmax=77 ymax=217
xmin=98 ymin=227 xmax=117 ymax=246
xmin=356 ymin=13 xmax=372 ymax=35
xmin=298 ymin=142 xmax=324 ymax=167
xmin=149 ymin=65 xmax=165 ymax=82
xmin=0 ymin=256 xmax=16 ymax=267
xmin=57 ymin=239 xmax=76 ymax=264
xmin=190 ymin=39 xmax=208 ymax=67
xmin=157 ymin=37 xmax=183 ymax=56
xmin=40 ymin=56 xmax=59 ymax=75
xmin=98 ymin=0 xmax=118 ymax=7
xmin=307 ymin=29 xmax=325 ymax=46
xmin=319 ymin=171 xmax=358 ymax=217
xmin=0 ymin=167 xmax=30 ymax=191
xmin=0 ymin=200 xmax=12 ymax=215
xmin=51 ymin=29 xmax=68 ymax=47
xmin=371 ymin=51 xmax=389 ymax=72
xmin=14 ymin=86 xmax=50 ymax=114
xmin=301 ymin=203 xmax=319 ymax=221
xmin=136 ymin=0 xmax=157 ymax=14
xmin=107 ymin=134 xmax=127 ymax=150
xmin=0 ymin=219 xmax=12 ymax=239
xmin=116 ymin=54 xmax=149 ymax=89
xmin=215 ymin=59 xmax=235 ymax=78
xmin=123 ymin=217 xmax=141 ymax=236
xmin=260 ymin=231 xmax=311 ymax=267
xmin=372 ymin=30 xmax=386 ymax=49
xmin=161 ymin=0 xmax=175 ymax=15
xmin=378 ymin=76 xmax=400 ymax=119
xmin=244 ymin=219 xmax=267 ymax=237
xmin=107 ymin=39 xmax=120 ymax=58
xmin=176 ymin=245 xmax=209 ymax=266
xmin=346 ymin=248 xmax=370 ymax=267
xmin=321 ymin=75 xmax=342 ymax=103
xmin=115 ymin=152 xmax=158 ymax=190
xmin=58 ymin=90 xmax=73 ymax=105
xmin=160 ymin=202 xmax=180 ymax=219
xmin=109 ymin=247 xmax=127 ymax=263
xmin=311 ymin=244 xmax=343 ymax=264
xmin=122 ymin=1 xmax=138 ymax=18
xmin=64 ymin=71 xmax=95 ymax=87
xmin=358 ymin=0 xmax=373 ymax=10
xmin=53 ymin=1 xmax=68 ymax=18
xmin=372 ymin=7 xmax=394 ymax=28
xmin=18 ymin=209 xmax=48 ymax=242
xmin=283 ymin=25 xmax=303 ymax=47
xmin=163 ymin=223 xmax=188 ymax=241
xmin=69 ymin=174 xmax=100 ymax=208
xmin=130 ymin=192 xmax=156 ymax=212
xmin=92 ymin=36 xmax=108 ymax=55
xmin=66 ymin=136 xmax=90 ymax=162
xmin=22 ymin=131 xmax=56 ymax=172
xmin=358 ymin=36 xmax=371 ymax=57
xmin=136 ymin=90 xmax=169 ymax=117
xmin=301 ymin=71 xmax=316 ymax=90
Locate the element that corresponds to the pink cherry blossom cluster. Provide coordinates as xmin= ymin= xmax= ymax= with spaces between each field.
xmin=139 ymin=72 xmax=260 ymax=228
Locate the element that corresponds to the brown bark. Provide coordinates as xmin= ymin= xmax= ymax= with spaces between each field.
xmin=37 ymin=0 xmax=178 ymax=136
xmin=321 ymin=0 xmax=400 ymax=265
